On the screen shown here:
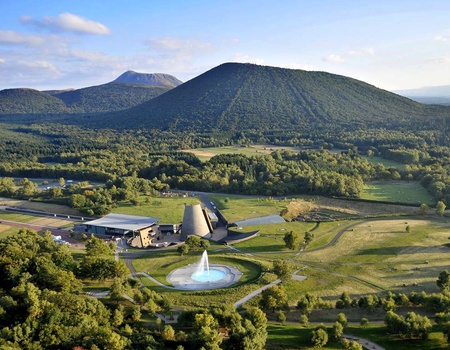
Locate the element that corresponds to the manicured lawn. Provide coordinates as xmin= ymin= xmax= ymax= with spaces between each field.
xmin=113 ymin=195 xmax=200 ymax=223
xmin=361 ymin=180 xmax=435 ymax=205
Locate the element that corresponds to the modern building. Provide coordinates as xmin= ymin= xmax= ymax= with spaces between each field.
xmin=180 ymin=204 xmax=212 ymax=241
xmin=82 ymin=213 xmax=160 ymax=237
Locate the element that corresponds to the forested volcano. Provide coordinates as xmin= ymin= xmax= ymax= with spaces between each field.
xmin=101 ymin=62 xmax=450 ymax=132
xmin=0 ymin=72 xmax=181 ymax=115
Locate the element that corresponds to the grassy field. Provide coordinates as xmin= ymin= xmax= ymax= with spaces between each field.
xmin=208 ymin=194 xmax=292 ymax=222
xmin=361 ymin=181 xmax=435 ymax=205
xmin=266 ymin=323 xmax=448 ymax=350
xmin=183 ymin=144 xmax=301 ymax=161
xmin=361 ymin=155 xmax=406 ymax=170
xmin=297 ymin=217 xmax=450 ymax=296
xmin=113 ymin=195 xmax=200 ymax=223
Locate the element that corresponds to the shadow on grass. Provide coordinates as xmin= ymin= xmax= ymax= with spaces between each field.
xmin=356 ymin=246 xmax=411 ymax=255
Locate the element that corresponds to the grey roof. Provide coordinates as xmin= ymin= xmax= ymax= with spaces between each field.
xmin=85 ymin=213 xmax=160 ymax=231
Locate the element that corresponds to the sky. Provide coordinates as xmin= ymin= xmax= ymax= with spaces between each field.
xmin=1 ymin=0 xmax=450 ymax=91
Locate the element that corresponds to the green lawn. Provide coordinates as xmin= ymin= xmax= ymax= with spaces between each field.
xmin=361 ymin=181 xmax=435 ymax=205
xmin=208 ymin=194 xmax=293 ymax=222
xmin=113 ymin=195 xmax=200 ymax=223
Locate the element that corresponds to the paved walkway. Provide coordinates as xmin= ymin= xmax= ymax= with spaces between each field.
xmin=343 ymin=335 xmax=385 ymax=350
xmin=233 ymin=279 xmax=282 ymax=308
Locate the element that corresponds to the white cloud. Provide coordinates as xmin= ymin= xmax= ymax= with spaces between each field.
xmin=20 ymin=13 xmax=111 ymax=35
xmin=323 ymin=54 xmax=344 ymax=63
xmin=0 ymin=30 xmax=45 ymax=47
xmin=434 ymin=35 xmax=450 ymax=42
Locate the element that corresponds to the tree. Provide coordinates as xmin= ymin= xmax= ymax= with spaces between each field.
xmin=341 ymin=339 xmax=363 ymax=350
xmin=59 ymin=177 xmax=66 ymax=187
xmin=332 ymin=321 xmax=344 ymax=341
xmin=437 ymin=270 xmax=450 ymax=291
xmin=310 ymin=326 xmax=328 ymax=348
xmin=276 ymin=310 xmax=286 ymax=324
xmin=177 ymin=244 xmax=190 ymax=256
xmin=112 ymin=307 xmax=124 ymax=327
xmin=360 ymin=318 xmax=369 ymax=327
xmin=436 ymin=201 xmax=446 ymax=216
xmin=283 ymin=230 xmax=302 ymax=250
xmin=131 ymin=304 xmax=142 ymax=322
xmin=109 ymin=277 xmax=126 ymax=302
xmin=304 ymin=231 xmax=314 ymax=246
xmin=406 ymin=225 xmax=411 ymax=233
xmin=272 ymin=259 xmax=294 ymax=281
xmin=228 ymin=307 xmax=268 ymax=350
xmin=417 ymin=203 xmax=430 ymax=215
xmin=337 ymin=312 xmax=348 ymax=328
xmin=259 ymin=285 xmax=288 ymax=312
xmin=200 ymin=239 xmax=210 ymax=250
xmin=192 ymin=313 xmax=222 ymax=350
xmin=161 ymin=325 xmax=175 ymax=341
xmin=336 ymin=292 xmax=351 ymax=309
xmin=185 ymin=235 xmax=202 ymax=249
xmin=299 ymin=314 xmax=309 ymax=326
xmin=85 ymin=235 xmax=114 ymax=257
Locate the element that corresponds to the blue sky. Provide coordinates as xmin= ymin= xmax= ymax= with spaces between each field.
xmin=1 ymin=0 xmax=450 ymax=91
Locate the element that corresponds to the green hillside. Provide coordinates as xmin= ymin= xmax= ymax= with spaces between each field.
xmin=50 ymin=82 xmax=173 ymax=113
xmin=0 ymin=88 xmax=70 ymax=114
xmin=102 ymin=62 xmax=450 ymax=131
xmin=0 ymin=71 xmax=181 ymax=115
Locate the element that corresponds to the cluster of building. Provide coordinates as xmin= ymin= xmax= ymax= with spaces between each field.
xmin=78 ymin=204 xmax=219 ymax=248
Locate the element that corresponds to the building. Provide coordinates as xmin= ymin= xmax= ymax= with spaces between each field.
xmin=180 ymin=204 xmax=212 ymax=241
xmin=82 ymin=213 xmax=160 ymax=237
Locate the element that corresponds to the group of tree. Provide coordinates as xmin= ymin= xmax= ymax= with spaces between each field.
xmin=175 ymin=305 xmax=268 ymax=350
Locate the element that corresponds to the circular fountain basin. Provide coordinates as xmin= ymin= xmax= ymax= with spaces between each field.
xmin=192 ymin=269 xmax=227 ymax=282
xmin=167 ymin=263 xmax=243 ymax=290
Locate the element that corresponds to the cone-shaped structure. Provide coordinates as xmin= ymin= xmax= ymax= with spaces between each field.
xmin=180 ymin=204 xmax=212 ymax=241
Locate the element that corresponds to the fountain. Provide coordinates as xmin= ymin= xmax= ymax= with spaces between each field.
xmin=191 ymin=250 xmax=226 ymax=282
xmin=166 ymin=248 xmax=243 ymax=290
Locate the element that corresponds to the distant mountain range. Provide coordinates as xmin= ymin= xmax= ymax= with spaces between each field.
xmin=394 ymin=85 xmax=450 ymax=105
xmin=1 ymin=63 xmax=450 ymax=133
xmin=0 ymin=71 xmax=182 ymax=114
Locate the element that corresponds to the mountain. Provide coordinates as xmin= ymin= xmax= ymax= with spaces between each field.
xmin=113 ymin=70 xmax=183 ymax=87
xmin=49 ymin=82 xmax=174 ymax=113
xmin=0 ymin=88 xmax=70 ymax=114
xmin=99 ymin=62 xmax=450 ymax=131
xmin=0 ymin=71 xmax=182 ymax=115
xmin=394 ymin=85 xmax=450 ymax=105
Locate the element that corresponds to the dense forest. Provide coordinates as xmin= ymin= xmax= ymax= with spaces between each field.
xmin=0 ymin=122 xmax=448 ymax=216
xmin=0 ymin=230 xmax=267 ymax=349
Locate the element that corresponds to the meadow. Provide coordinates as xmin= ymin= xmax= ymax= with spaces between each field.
xmin=184 ymin=144 xmax=301 ymax=161
xmin=361 ymin=180 xmax=436 ymax=205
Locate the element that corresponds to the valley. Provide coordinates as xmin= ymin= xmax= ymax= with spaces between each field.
xmin=0 ymin=62 xmax=449 ymax=349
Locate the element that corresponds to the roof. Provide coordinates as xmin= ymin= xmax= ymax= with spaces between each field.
xmin=85 ymin=213 xmax=160 ymax=231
